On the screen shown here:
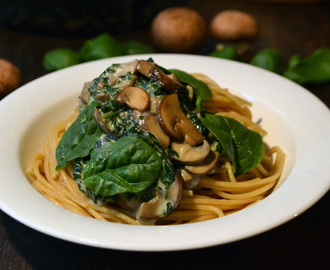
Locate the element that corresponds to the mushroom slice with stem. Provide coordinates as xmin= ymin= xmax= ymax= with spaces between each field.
xmin=171 ymin=139 xmax=210 ymax=164
xmin=137 ymin=60 xmax=187 ymax=96
xmin=139 ymin=112 xmax=170 ymax=149
xmin=94 ymin=108 xmax=112 ymax=134
xmin=157 ymin=94 xmax=205 ymax=146
xmin=180 ymin=169 xmax=202 ymax=189
xmin=185 ymin=151 xmax=219 ymax=175
xmin=94 ymin=92 xmax=110 ymax=103
xmin=79 ymin=81 xmax=91 ymax=105
xmin=136 ymin=176 xmax=182 ymax=223
xmin=116 ymin=86 xmax=150 ymax=112
xmin=107 ymin=59 xmax=139 ymax=87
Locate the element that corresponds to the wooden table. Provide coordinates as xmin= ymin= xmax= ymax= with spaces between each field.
xmin=0 ymin=1 xmax=329 ymax=269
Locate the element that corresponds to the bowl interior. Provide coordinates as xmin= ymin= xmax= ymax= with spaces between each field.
xmin=0 ymin=54 xmax=328 ymax=251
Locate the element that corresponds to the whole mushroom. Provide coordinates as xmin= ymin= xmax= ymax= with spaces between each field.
xmin=210 ymin=10 xmax=258 ymax=41
xmin=151 ymin=7 xmax=207 ymax=53
xmin=0 ymin=59 xmax=22 ymax=99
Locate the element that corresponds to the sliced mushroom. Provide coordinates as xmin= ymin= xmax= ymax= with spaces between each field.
xmin=137 ymin=60 xmax=187 ymax=96
xmin=149 ymin=95 xmax=163 ymax=114
xmin=139 ymin=112 xmax=170 ymax=149
xmin=180 ymin=169 xmax=201 ymax=189
xmin=136 ymin=176 xmax=182 ymax=222
xmin=116 ymin=86 xmax=150 ymax=112
xmin=79 ymin=81 xmax=91 ymax=105
xmin=168 ymin=175 xmax=182 ymax=208
xmin=171 ymin=139 xmax=210 ymax=163
xmin=94 ymin=108 xmax=111 ymax=134
xmin=185 ymin=151 xmax=219 ymax=175
xmin=94 ymin=92 xmax=110 ymax=102
xmin=157 ymin=94 xmax=205 ymax=146
xmin=107 ymin=59 xmax=139 ymax=87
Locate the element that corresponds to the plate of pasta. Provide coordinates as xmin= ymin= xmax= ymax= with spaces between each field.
xmin=0 ymin=54 xmax=329 ymax=251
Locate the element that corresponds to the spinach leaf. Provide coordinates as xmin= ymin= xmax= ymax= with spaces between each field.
xmin=56 ymin=102 xmax=102 ymax=169
xmin=168 ymin=69 xmax=212 ymax=111
xmin=283 ymin=47 xmax=330 ymax=86
xmin=201 ymin=113 xmax=264 ymax=176
xmin=82 ymin=136 xmax=162 ymax=197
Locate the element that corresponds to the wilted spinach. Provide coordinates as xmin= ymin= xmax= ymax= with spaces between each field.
xmin=56 ymin=101 xmax=102 ymax=169
xmin=82 ymin=136 xmax=162 ymax=197
xmin=168 ymin=69 xmax=212 ymax=111
xmin=283 ymin=47 xmax=330 ymax=86
xmin=201 ymin=113 xmax=264 ymax=177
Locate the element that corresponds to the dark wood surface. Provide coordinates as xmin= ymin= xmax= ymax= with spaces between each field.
xmin=0 ymin=1 xmax=329 ymax=269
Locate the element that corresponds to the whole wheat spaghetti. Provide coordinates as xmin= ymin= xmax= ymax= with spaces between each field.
xmin=26 ymin=60 xmax=285 ymax=225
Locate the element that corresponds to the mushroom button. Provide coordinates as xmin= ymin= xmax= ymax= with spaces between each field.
xmin=115 ymin=86 xmax=150 ymax=112
xmin=157 ymin=93 xmax=205 ymax=146
xmin=137 ymin=60 xmax=187 ymax=96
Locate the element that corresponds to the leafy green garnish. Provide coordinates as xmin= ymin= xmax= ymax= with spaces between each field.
xmin=82 ymin=136 xmax=162 ymax=197
xmin=56 ymin=102 xmax=102 ymax=169
xmin=168 ymin=69 xmax=212 ymax=111
xmin=201 ymin=113 xmax=264 ymax=176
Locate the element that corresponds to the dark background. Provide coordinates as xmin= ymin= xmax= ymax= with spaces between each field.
xmin=0 ymin=0 xmax=329 ymax=269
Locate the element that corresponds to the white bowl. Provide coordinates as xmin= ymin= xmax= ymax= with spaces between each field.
xmin=0 ymin=54 xmax=329 ymax=251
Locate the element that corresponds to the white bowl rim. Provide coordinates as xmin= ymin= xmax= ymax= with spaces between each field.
xmin=0 ymin=54 xmax=329 ymax=251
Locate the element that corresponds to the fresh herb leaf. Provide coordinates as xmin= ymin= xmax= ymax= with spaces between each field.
xmin=82 ymin=136 xmax=162 ymax=197
xmin=56 ymin=102 xmax=102 ymax=169
xmin=201 ymin=113 xmax=264 ymax=176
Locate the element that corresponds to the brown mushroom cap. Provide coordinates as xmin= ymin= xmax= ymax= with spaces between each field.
xmin=151 ymin=7 xmax=207 ymax=53
xmin=0 ymin=59 xmax=22 ymax=99
xmin=115 ymin=86 xmax=150 ymax=112
xmin=210 ymin=10 xmax=258 ymax=41
xmin=157 ymin=94 xmax=204 ymax=146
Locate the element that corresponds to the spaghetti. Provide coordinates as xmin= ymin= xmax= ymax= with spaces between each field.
xmin=26 ymin=63 xmax=285 ymax=225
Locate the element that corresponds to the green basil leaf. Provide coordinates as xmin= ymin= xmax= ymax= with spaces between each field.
xmin=168 ymin=69 xmax=212 ymax=111
xmin=82 ymin=136 xmax=162 ymax=196
xmin=201 ymin=113 xmax=264 ymax=176
xmin=56 ymin=102 xmax=102 ymax=169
